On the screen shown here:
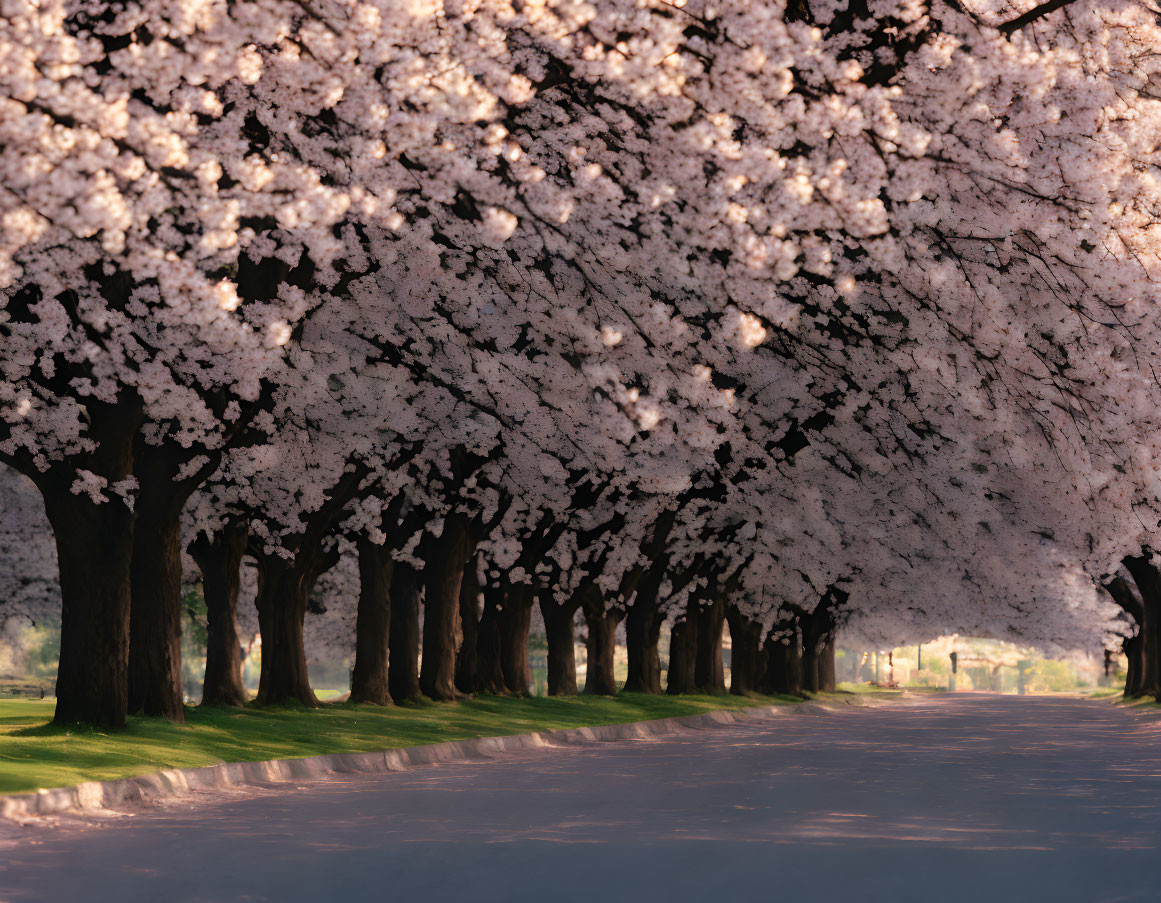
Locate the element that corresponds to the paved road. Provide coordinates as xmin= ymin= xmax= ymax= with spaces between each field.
xmin=2 ymin=695 xmax=1160 ymax=903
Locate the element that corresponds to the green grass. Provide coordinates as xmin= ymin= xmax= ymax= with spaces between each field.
xmin=0 ymin=692 xmax=799 ymax=795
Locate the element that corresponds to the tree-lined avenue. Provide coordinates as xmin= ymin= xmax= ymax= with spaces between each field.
xmin=2 ymin=695 xmax=1159 ymax=902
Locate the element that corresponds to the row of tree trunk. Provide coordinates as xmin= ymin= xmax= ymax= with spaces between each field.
xmin=57 ymin=441 xmax=843 ymax=727
xmin=192 ymin=524 xmax=841 ymax=711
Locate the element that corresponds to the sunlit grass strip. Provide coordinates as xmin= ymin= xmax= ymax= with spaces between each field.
xmin=0 ymin=693 xmax=800 ymax=795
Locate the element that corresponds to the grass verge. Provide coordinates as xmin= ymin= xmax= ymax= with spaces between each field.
xmin=0 ymin=692 xmax=799 ymax=795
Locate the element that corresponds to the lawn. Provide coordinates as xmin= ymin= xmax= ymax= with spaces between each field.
xmin=0 ymin=692 xmax=799 ymax=795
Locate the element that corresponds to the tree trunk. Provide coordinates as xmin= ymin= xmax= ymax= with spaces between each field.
xmin=801 ymin=641 xmax=820 ymax=694
xmin=455 ymin=555 xmax=481 ymax=695
xmin=1124 ymin=556 xmax=1161 ymax=697
xmin=420 ymin=513 xmax=470 ymax=701
xmin=350 ymin=536 xmax=393 ymax=705
xmin=762 ymin=623 xmax=805 ymax=697
xmin=1106 ymin=576 xmax=1144 ymax=697
xmin=128 ymin=502 xmax=185 ymax=721
xmin=42 ymin=483 xmax=136 ymax=729
xmin=818 ymin=635 xmax=837 ymax=692
xmin=694 ymin=595 xmax=726 ymax=693
xmin=388 ymin=561 xmax=422 ymax=702
xmin=666 ymin=612 xmax=697 ymax=695
xmin=726 ymin=604 xmax=762 ymax=696
xmin=800 ymin=608 xmax=831 ymax=695
xmin=541 ymin=594 xmax=579 ymax=696
xmin=499 ymin=585 xmax=534 ymax=697
xmin=474 ymin=581 xmax=508 ymax=694
xmin=127 ymin=435 xmax=210 ymax=723
xmin=189 ymin=525 xmax=248 ymax=707
xmin=254 ymin=557 xmax=318 ymax=707
xmin=1124 ymin=631 xmax=1144 ymax=697
xmin=583 ymin=594 xmax=620 ymax=695
xmin=623 ymin=572 xmax=664 ymax=694
xmin=784 ymin=631 xmax=804 ymax=697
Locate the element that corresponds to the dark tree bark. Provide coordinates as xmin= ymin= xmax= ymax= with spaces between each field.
xmin=726 ymin=603 xmax=763 ymax=695
xmin=666 ymin=611 xmax=697 ymax=695
xmin=455 ymin=553 xmax=481 ymax=695
xmin=32 ymin=399 xmax=142 ymax=729
xmin=784 ymin=627 xmax=804 ymax=697
xmin=420 ymin=512 xmax=471 ymax=701
xmin=474 ymin=581 xmax=508 ymax=694
xmin=189 ymin=523 xmax=249 ymax=707
xmin=799 ymin=603 xmax=835 ymax=695
xmin=350 ymin=536 xmax=394 ymax=705
xmin=388 ymin=561 xmax=422 ymax=701
xmin=818 ymin=635 xmax=837 ymax=692
xmin=623 ymin=568 xmax=665 ymax=694
xmin=800 ymin=636 xmax=820 ymax=693
xmin=762 ymin=637 xmax=801 ymax=696
xmin=127 ymin=495 xmax=185 ymax=721
xmin=540 ymin=590 xmax=580 ymax=696
xmin=1108 ymin=574 xmax=1147 ymax=697
xmin=251 ymin=464 xmax=364 ymax=707
xmin=1125 ymin=633 xmax=1143 ymax=697
xmin=694 ymin=595 xmax=726 ymax=693
xmin=762 ymin=614 xmax=805 ymax=697
xmin=583 ymin=592 xmax=620 ymax=695
xmin=1124 ymin=555 xmax=1161 ymax=697
xmin=621 ymin=512 xmax=678 ymax=695
xmin=41 ymin=481 xmax=136 ymax=729
xmin=253 ymin=554 xmax=319 ymax=707
xmin=499 ymin=584 xmax=534 ymax=697
xmin=128 ymin=428 xmax=227 ymax=720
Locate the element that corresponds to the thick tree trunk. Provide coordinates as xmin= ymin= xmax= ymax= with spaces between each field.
xmin=388 ymin=561 xmax=422 ymax=702
xmin=1124 ymin=556 xmax=1161 ymax=697
xmin=694 ymin=595 xmax=726 ymax=693
xmin=541 ymin=595 xmax=579 ymax=696
xmin=1124 ymin=632 xmax=1144 ymax=697
xmin=474 ymin=582 xmax=508 ymax=694
xmin=623 ymin=573 xmax=664 ymax=694
xmin=128 ymin=438 xmax=223 ymax=721
xmin=1106 ymin=576 xmax=1144 ymax=697
xmin=128 ymin=503 xmax=185 ymax=721
xmin=42 ymin=485 xmax=136 ymax=729
xmin=583 ymin=594 xmax=620 ymax=695
xmin=762 ymin=624 xmax=804 ymax=697
xmin=784 ymin=632 xmax=804 ymax=697
xmin=254 ymin=557 xmax=318 ymax=707
xmin=190 ymin=525 xmax=248 ymax=707
xmin=666 ymin=612 xmax=697 ymax=695
xmin=420 ymin=514 xmax=470 ymax=701
xmin=799 ymin=607 xmax=832 ymax=695
xmin=818 ymin=635 xmax=837 ymax=692
xmin=499 ymin=585 xmax=534 ymax=696
xmin=350 ymin=536 xmax=394 ymax=705
xmin=32 ymin=398 xmax=141 ymax=729
xmin=455 ymin=556 xmax=481 ymax=695
xmin=726 ymin=604 xmax=763 ymax=695
xmin=801 ymin=642 xmax=820 ymax=694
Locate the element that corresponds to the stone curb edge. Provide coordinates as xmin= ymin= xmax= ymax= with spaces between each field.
xmin=0 ymin=700 xmax=847 ymax=823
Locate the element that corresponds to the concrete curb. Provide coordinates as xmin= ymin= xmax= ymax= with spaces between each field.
xmin=0 ymin=701 xmax=838 ymax=824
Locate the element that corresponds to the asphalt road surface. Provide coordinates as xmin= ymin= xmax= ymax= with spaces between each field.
xmin=2 ymin=694 xmax=1160 ymax=903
